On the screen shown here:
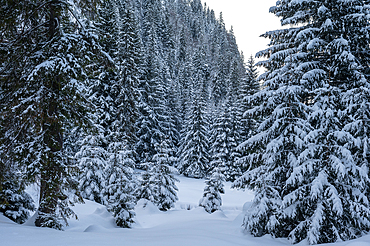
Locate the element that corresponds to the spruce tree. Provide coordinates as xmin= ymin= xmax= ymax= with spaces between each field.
xmin=151 ymin=138 xmax=179 ymax=211
xmin=135 ymin=169 xmax=156 ymax=205
xmin=178 ymin=81 xmax=210 ymax=178
xmin=102 ymin=0 xmax=141 ymax=228
xmin=234 ymin=1 xmax=370 ymax=244
xmin=239 ymin=55 xmax=259 ymax=144
xmin=114 ymin=0 xmax=141 ymax=146
xmin=76 ymin=134 xmax=107 ymax=204
xmin=199 ymin=167 xmax=225 ymax=213
xmin=0 ymin=181 xmax=35 ymax=224
xmin=0 ymin=0 xmax=102 ymax=229
xmin=105 ymin=141 xmax=136 ymax=228
xmin=211 ymin=12 xmax=231 ymax=106
xmin=209 ymin=95 xmax=240 ymax=181
xmin=135 ymin=21 xmax=164 ymax=168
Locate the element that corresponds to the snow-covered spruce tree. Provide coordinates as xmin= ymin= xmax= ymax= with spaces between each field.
xmin=199 ymin=167 xmax=225 ymax=213
xmin=178 ymin=75 xmax=210 ymax=178
xmin=136 ymin=138 xmax=179 ymax=211
xmin=101 ymin=0 xmax=141 ymax=228
xmin=340 ymin=3 xmax=370 ymax=199
xmin=92 ymin=0 xmax=141 ymax=141
xmin=211 ymin=13 xmax=229 ymax=107
xmin=135 ymin=20 xmax=164 ymax=169
xmin=238 ymin=55 xmax=259 ymax=145
xmin=0 ymin=181 xmax=35 ymax=224
xmin=151 ymin=138 xmax=179 ymax=211
xmin=0 ymin=0 xmax=102 ymax=229
xmin=233 ymin=53 xmax=312 ymax=240
xmin=135 ymin=168 xmax=156 ymax=205
xmin=74 ymin=0 xmax=121 ymax=206
xmin=76 ymin=134 xmax=107 ymax=204
xmin=0 ymin=123 xmax=35 ymax=224
xmin=105 ymin=140 xmax=136 ymax=228
xmin=114 ymin=0 xmax=141 ymax=146
xmin=234 ymin=1 xmax=370 ymax=244
xmin=92 ymin=0 xmax=121 ymax=136
xmin=162 ymin=78 xmax=182 ymax=167
xmin=209 ymin=94 xmax=240 ymax=181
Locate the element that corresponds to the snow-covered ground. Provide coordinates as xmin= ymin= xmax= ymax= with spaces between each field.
xmin=1 ymin=176 xmax=370 ymax=246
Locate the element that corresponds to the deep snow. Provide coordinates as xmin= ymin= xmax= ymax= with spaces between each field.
xmin=1 ymin=176 xmax=370 ymax=246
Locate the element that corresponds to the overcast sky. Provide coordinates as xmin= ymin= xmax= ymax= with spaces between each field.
xmin=204 ymin=1 xmax=282 ymax=61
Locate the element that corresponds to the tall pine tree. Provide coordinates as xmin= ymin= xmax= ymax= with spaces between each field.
xmin=0 ymin=0 xmax=102 ymax=229
xmin=234 ymin=1 xmax=370 ymax=244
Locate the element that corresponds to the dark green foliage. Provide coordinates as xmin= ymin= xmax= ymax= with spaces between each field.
xmin=0 ymin=181 xmax=35 ymax=224
xmin=0 ymin=0 xmax=247 ymax=230
xmin=234 ymin=1 xmax=370 ymax=244
xmin=0 ymin=0 xmax=102 ymax=229
xmin=199 ymin=167 xmax=225 ymax=213
xmin=178 ymin=83 xmax=210 ymax=178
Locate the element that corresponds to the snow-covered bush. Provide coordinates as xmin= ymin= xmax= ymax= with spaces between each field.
xmin=0 ymin=181 xmax=35 ymax=224
xmin=199 ymin=168 xmax=225 ymax=213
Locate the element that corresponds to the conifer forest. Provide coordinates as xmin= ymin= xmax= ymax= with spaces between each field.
xmin=1 ymin=0 xmax=370 ymax=245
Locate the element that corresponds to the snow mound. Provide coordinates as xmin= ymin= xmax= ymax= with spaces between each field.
xmin=135 ymin=199 xmax=161 ymax=215
xmin=67 ymin=200 xmax=117 ymax=232
xmin=83 ymin=224 xmax=111 ymax=232
xmin=3 ymin=175 xmax=370 ymax=246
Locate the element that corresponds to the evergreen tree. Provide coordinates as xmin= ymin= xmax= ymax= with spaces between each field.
xmin=102 ymin=0 xmax=141 ymax=228
xmin=239 ymin=55 xmax=259 ymax=143
xmin=76 ymin=134 xmax=107 ymax=204
xmin=115 ymin=0 xmax=141 ymax=146
xmin=234 ymin=1 xmax=370 ymax=244
xmin=0 ymin=181 xmax=35 ymax=224
xmin=151 ymin=138 xmax=179 ymax=211
xmin=209 ymin=95 xmax=240 ymax=181
xmin=199 ymin=167 xmax=225 ymax=213
xmin=135 ymin=20 xmax=164 ymax=168
xmin=135 ymin=169 xmax=156 ymax=205
xmin=136 ymin=138 xmax=179 ymax=211
xmin=0 ymin=0 xmax=102 ymax=229
xmin=105 ymin=141 xmax=136 ymax=228
xmin=74 ymin=0 xmax=118 ymax=206
xmin=211 ymin=13 xmax=229 ymax=106
xmin=93 ymin=0 xmax=141 ymax=147
xmin=178 ymin=82 xmax=210 ymax=178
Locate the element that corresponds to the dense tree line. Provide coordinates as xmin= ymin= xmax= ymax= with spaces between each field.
xmin=0 ymin=0 xmax=252 ymax=230
xmin=233 ymin=0 xmax=370 ymax=244
xmin=3 ymin=0 xmax=367 ymax=245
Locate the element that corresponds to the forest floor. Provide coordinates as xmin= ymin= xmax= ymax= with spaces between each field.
xmin=1 ymin=176 xmax=369 ymax=246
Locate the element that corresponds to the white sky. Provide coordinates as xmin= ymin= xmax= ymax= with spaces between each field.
xmin=204 ymin=0 xmax=282 ymax=61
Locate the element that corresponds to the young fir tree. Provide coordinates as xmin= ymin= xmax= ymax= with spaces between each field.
xmin=209 ymin=94 xmax=240 ymax=181
xmin=178 ymin=78 xmax=210 ymax=178
xmin=135 ymin=169 xmax=156 ymax=205
xmin=105 ymin=140 xmax=136 ymax=228
xmin=199 ymin=167 xmax=225 ymax=213
xmin=151 ymin=138 xmax=179 ymax=211
xmin=76 ymin=134 xmax=107 ymax=204
xmin=234 ymin=1 xmax=370 ymax=244
xmin=0 ymin=181 xmax=35 ymax=224
xmin=239 ymin=55 xmax=259 ymax=144
xmin=101 ymin=0 xmax=141 ymax=228
xmin=0 ymin=0 xmax=101 ymax=229
xmin=135 ymin=21 xmax=164 ymax=168
xmin=74 ymin=0 xmax=119 ymax=206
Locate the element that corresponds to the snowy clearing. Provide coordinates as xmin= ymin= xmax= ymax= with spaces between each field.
xmin=1 ymin=176 xmax=370 ymax=246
